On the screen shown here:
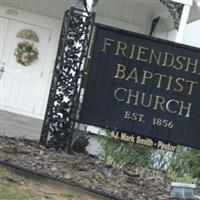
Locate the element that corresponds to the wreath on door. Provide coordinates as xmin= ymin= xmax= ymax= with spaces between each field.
xmin=14 ymin=41 xmax=39 ymax=66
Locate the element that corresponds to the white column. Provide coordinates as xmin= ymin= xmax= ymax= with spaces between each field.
xmin=170 ymin=0 xmax=193 ymax=43
xmin=175 ymin=3 xmax=192 ymax=43
xmin=86 ymin=0 xmax=94 ymax=12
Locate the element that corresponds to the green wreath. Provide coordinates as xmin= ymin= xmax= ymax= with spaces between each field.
xmin=14 ymin=41 xmax=39 ymax=66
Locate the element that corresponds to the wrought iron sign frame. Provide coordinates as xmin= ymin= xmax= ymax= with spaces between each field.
xmin=39 ymin=7 xmax=95 ymax=152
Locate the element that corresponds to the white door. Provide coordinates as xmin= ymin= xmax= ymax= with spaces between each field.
xmin=0 ymin=17 xmax=9 ymax=62
xmin=0 ymin=17 xmax=51 ymax=117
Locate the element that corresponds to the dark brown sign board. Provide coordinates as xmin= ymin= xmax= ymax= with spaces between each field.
xmin=79 ymin=23 xmax=200 ymax=150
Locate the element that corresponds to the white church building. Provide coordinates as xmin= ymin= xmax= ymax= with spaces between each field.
xmin=0 ymin=0 xmax=200 ymax=146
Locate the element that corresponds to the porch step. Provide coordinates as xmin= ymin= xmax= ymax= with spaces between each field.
xmin=0 ymin=110 xmax=43 ymax=140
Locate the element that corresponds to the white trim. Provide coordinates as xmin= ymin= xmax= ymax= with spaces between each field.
xmin=171 ymin=0 xmax=193 ymax=6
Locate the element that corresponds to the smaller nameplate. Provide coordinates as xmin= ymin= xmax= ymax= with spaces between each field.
xmin=111 ymin=132 xmax=177 ymax=152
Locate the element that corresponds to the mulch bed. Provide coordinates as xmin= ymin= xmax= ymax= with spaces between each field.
xmin=0 ymin=136 xmax=198 ymax=200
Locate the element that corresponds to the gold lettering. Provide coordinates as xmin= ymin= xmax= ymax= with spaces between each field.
xmin=136 ymin=46 xmax=149 ymax=62
xmin=136 ymin=137 xmax=153 ymax=147
xmin=126 ymin=67 xmax=138 ymax=82
xmin=141 ymin=92 xmax=153 ymax=108
xmin=102 ymin=38 xmax=114 ymax=52
xmin=157 ymin=141 xmax=176 ymax=151
xmin=179 ymin=101 xmax=192 ymax=118
xmin=155 ymin=73 xmax=167 ymax=88
xmin=114 ymin=64 xmax=126 ymax=79
xmin=162 ymin=52 xmax=174 ymax=67
xmin=166 ymin=76 xmax=173 ymax=91
xmin=114 ymin=132 xmax=120 ymax=139
xmin=153 ymin=96 xmax=166 ymax=111
xmin=126 ymin=90 xmax=140 ymax=105
xmin=129 ymin=44 xmax=136 ymax=59
xmin=124 ymin=111 xmax=131 ymax=119
xmin=186 ymin=80 xmax=198 ymax=96
xmin=114 ymin=87 xmax=127 ymax=102
xmin=185 ymin=57 xmax=198 ymax=74
xmin=166 ymin=99 xmax=179 ymax=114
xmin=149 ymin=49 xmax=161 ymax=65
xmin=131 ymin=113 xmax=137 ymax=120
xmin=115 ymin=41 xmax=128 ymax=57
xmin=121 ymin=133 xmax=135 ymax=142
xmin=141 ymin=70 xmax=153 ymax=85
xmin=173 ymin=56 xmax=186 ymax=70
xmin=174 ymin=78 xmax=185 ymax=93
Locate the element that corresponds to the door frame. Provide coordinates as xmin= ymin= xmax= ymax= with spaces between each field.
xmin=0 ymin=5 xmax=61 ymax=119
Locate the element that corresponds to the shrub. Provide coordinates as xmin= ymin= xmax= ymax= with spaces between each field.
xmin=168 ymin=147 xmax=200 ymax=178
xmin=72 ymin=134 xmax=89 ymax=154
xmin=98 ymin=136 xmax=153 ymax=169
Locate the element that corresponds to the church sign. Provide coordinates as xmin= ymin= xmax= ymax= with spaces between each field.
xmin=80 ymin=23 xmax=200 ymax=149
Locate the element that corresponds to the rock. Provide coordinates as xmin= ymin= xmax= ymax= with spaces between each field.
xmin=18 ymin=142 xmax=25 ymax=147
xmin=51 ymin=167 xmax=57 ymax=171
xmin=64 ymin=174 xmax=71 ymax=180
xmin=33 ymin=152 xmax=38 ymax=157
xmin=20 ymin=181 xmax=25 ymax=185
xmin=39 ymin=150 xmax=44 ymax=155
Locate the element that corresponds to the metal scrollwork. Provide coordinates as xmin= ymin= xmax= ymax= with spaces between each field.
xmin=160 ymin=0 xmax=184 ymax=30
xmin=39 ymin=7 xmax=95 ymax=152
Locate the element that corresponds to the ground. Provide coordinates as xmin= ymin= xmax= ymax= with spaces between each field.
xmin=0 ymin=165 xmax=109 ymax=200
xmin=0 ymin=136 xmax=200 ymax=200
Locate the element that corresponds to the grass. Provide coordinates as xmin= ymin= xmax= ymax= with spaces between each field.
xmin=1 ymin=146 xmax=16 ymax=155
xmin=0 ymin=184 xmax=38 ymax=200
xmin=90 ymin=171 xmax=105 ymax=182
xmin=0 ymin=165 xmax=108 ymax=200
xmin=168 ymin=170 xmax=197 ymax=184
xmin=0 ymin=166 xmax=40 ymax=200
xmin=62 ymin=191 xmax=77 ymax=199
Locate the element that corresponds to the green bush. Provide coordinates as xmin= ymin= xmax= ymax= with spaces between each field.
xmin=98 ymin=136 xmax=153 ymax=169
xmin=168 ymin=147 xmax=200 ymax=178
xmin=98 ymin=131 xmax=200 ymax=181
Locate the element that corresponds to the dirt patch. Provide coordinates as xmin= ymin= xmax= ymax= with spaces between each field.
xmin=0 ymin=136 xmax=199 ymax=200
